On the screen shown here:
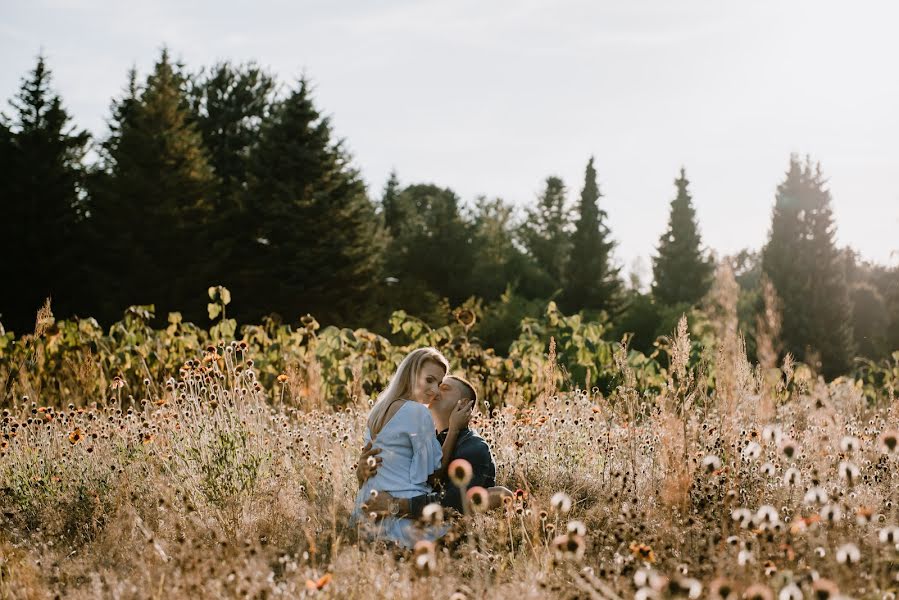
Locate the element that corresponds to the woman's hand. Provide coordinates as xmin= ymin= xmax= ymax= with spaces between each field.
xmin=356 ymin=441 xmax=382 ymax=487
xmin=448 ymin=398 xmax=474 ymax=433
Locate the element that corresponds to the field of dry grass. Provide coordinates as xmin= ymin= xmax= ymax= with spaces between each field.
xmin=1 ymin=314 xmax=899 ymax=600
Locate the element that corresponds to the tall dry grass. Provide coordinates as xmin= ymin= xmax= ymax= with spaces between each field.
xmin=2 ymin=290 xmax=899 ymax=599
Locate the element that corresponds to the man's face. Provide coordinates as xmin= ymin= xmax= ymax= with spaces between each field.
xmin=431 ymin=378 xmax=464 ymax=420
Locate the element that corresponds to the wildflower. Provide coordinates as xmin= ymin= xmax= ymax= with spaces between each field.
xmin=814 ymin=546 xmax=826 ymax=557
xmin=142 ymin=433 xmax=154 ymax=444
xmin=629 ymin=541 xmax=656 ymax=564
xmin=110 ymin=375 xmax=125 ymax=391
xmin=743 ymin=584 xmax=774 ymax=600
xmin=68 ymin=428 xmax=84 ymax=445
xmin=277 ymin=374 xmax=289 ymax=384
xmin=742 ymin=442 xmax=762 ymax=462
xmin=672 ymin=578 xmax=702 ymax=599
xmin=761 ymin=462 xmax=776 ymax=477
xmin=448 ymin=459 xmax=473 ymax=487
xmin=552 ymin=532 xmax=585 ymax=561
xmin=550 ymin=491 xmax=572 ymax=513
xmin=780 ymin=440 xmax=798 ymax=461
xmin=783 ymin=467 xmax=801 ymax=486
xmin=709 ymin=578 xmax=738 ymax=600
xmin=421 ymin=503 xmax=443 ymax=524
xmin=803 ymin=487 xmax=828 ymax=505
xmin=835 ymin=543 xmax=860 ymax=564
xmin=567 ymin=520 xmax=586 ymax=536
xmin=762 ymin=424 xmax=782 ymax=445
xmin=879 ymin=526 xmax=899 ymax=544
xmin=810 ymin=579 xmax=839 ymax=599
xmin=837 ymin=461 xmax=860 ymax=485
xmin=855 ymin=506 xmax=874 ymax=526
xmin=304 ymin=573 xmax=332 ymax=591
xmin=755 ymin=505 xmax=780 ymax=528
xmin=839 ymin=435 xmax=860 ymax=453
xmin=732 ymin=508 xmax=752 ymax=528
xmin=738 ymin=549 xmax=754 ymax=565
xmin=778 ymin=583 xmax=802 ymax=600
xmin=879 ymin=430 xmax=899 ymax=455
xmin=763 ymin=560 xmax=777 ymax=577
xmin=702 ymin=454 xmax=722 ymax=473
xmin=819 ymin=503 xmax=842 ymax=523
xmin=466 ymin=486 xmax=489 ymax=513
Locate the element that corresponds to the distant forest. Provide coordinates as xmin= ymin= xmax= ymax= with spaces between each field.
xmin=2 ymin=50 xmax=897 ymax=378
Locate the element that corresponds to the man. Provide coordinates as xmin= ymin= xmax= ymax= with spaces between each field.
xmin=357 ymin=375 xmax=511 ymax=517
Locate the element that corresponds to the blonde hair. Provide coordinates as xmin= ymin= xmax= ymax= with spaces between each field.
xmin=367 ymin=347 xmax=449 ymax=437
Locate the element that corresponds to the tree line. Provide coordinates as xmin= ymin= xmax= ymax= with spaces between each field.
xmin=2 ymin=50 xmax=897 ymax=378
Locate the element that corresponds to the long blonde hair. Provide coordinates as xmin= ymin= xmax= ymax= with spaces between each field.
xmin=367 ymin=347 xmax=449 ymax=437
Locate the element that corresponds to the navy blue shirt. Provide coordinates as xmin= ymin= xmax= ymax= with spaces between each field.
xmin=408 ymin=427 xmax=496 ymax=517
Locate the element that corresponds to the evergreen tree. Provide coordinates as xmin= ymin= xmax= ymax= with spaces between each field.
xmin=563 ymin=157 xmax=621 ymax=314
xmin=651 ymin=168 xmax=713 ymax=305
xmin=88 ymin=49 xmax=217 ymax=322
xmin=762 ymin=155 xmax=854 ymax=377
xmin=519 ymin=175 xmax=571 ymax=288
xmin=380 ymin=170 xmax=403 ymax=238
xmin=386 ymin=183 xmax=473 ymax=306
xmin=0 ymin=55 xmax=90 ymax=334
xmin=240 ymin=78 xmax=385 ymax=324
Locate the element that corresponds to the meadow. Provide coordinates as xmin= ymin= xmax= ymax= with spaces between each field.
xmin=1 ymin=271 xmax=899 ymax=599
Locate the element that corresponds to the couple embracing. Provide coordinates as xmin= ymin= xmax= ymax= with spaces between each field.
xmin=352 ymin=347 xmax=511 ymax=548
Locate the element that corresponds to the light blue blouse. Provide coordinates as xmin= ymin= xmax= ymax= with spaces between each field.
xmin=352 ymin=400 xmax=443 ymax=548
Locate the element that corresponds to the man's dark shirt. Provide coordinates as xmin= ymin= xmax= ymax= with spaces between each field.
xmin=407 ymin=427 xmax=496 ymax=517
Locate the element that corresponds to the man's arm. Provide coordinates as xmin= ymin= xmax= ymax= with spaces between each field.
xmin=366 ymin=490 xmax=442 ymax=518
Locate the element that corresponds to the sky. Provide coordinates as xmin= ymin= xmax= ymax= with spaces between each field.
xmin=3 ymin=0 xmax=898 ymax=282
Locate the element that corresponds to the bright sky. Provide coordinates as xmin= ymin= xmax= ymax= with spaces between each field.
xmin=3 ymin=0 xmax=898 ymax=280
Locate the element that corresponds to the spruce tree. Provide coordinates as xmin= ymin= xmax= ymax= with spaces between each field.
xmin=380 ymin=170 xmax=404 ymax=239
xmin=563 ymin=157 xmax=621 ymax=314
xmin=241 ymin=78 xmax=385 ymax=324
xmin=519 ymin=176 xmax=572 ymax=288
xmin=762 ymin=155 xmax=853 ymax=377
xmin=0 ymin=55 xmax=90 ymax=333
xmin=651 ymin=168 xmax=713 ymax=305
xmin=88 ymin=49 xmax=217 ymax=322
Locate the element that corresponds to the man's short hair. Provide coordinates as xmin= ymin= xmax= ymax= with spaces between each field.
xmin=447 ymin=375 xmax=477 ymax=405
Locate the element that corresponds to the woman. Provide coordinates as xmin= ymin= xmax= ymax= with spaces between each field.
xmin=352 ymin=347 xmax=452 ymax=548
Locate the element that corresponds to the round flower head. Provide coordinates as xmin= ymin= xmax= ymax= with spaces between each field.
xmin=466 ymin=486 xmax=490 ymax=513
xmin=742 ymin=441 xmax=762 ymax=462
xmin=838 ymin=461 xmax=860 ymax=485
xmin=779 ymin=440 xmax=798 ymax=461
xmin=552 ymin=532 xmax=585 ymax=561
xmin=550 ymin=491 xmax=572 ymax=513
xmin=836 ymin=543 xmax=861 ymax=564
xmin=702 ymin=454 xmax=722 ymax=474
xmin=811 ymin=578 xmax=839 ymax=599
xmin=879 ymin=430 xmax=899 ymax=455
xmin=819 ymin=503 xmax=842 ymax=523
xmin=421 ymin=503 xmax=444 ymax=524
xmin=567 ymin=520 xmax=586 ymax=536
xmin=708 ymin=577 xmax=738 ymax=600
xmin=803 ymin=486 xmax=828 ymax=505
xmin=840 ymin=435 xmax=860 ymax=453
xmin=783 ymin=467 xmax=801 ymax=486
xmin=448 ymin=459 xmax=473 ymax=488
xmin=762 ymin=424 xmax=782 ymax=445
xmin=778 ymin=583 xmax=802 ymax=600
xmin=879 ymin=526 xmax=899 ymax=544
xmin=761 ymin=462 xmax=776 ymax=477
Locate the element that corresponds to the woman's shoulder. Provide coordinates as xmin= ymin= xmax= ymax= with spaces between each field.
xmin=397 ymin=400 xmax=431 ymax=421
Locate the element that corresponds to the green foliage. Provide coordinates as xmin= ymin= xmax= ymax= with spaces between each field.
xmin=519 ymin=175 xmax=572 ymax=289
xmin=651 ymin=168 xmax=713 ymax=306
xmin=0 ymin=54 xmax=91 ymax=334
xmin=563 ymin=157 xmax=622 ymax=315
xmin=762 ymin=155 xmax=854 ymax=378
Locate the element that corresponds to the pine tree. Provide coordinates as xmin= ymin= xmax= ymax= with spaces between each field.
xmin=563 ymin=157 xmax=621 ymax=314
xmin=519 ymin=175 xmax=572 ymax=288
xmin=380 ymin=170 xmax=404 ymax=239
xmin=762 ymin=155 xmax=853 ymax=378
xmin=0 ymin=55 xmax=90 ymax=333
xmin=240 ymin=78 xmax=385 ymax=324
xmin=88 ymin=49 xmax=217 ymax=322
xmin=651 ymin=168 xmax=713 ymax=305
